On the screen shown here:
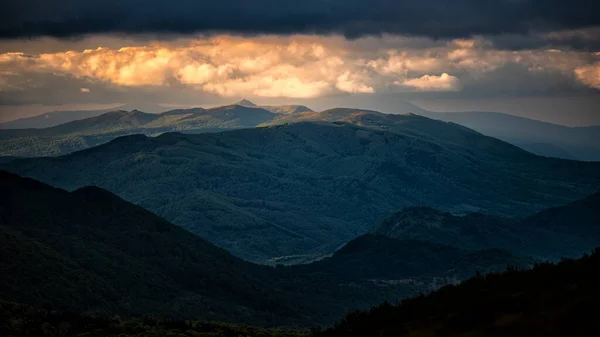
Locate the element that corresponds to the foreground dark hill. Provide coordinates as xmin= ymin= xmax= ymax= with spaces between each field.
xmin=3 ymin=121 xmax=600 ymax=261
xmin=372 ymin=191 xmax=600 ymax=260
xmin=3 ymin=251 xmax=597 ymax=337
xmin=0 ymin=171 xmax=409 ymax=327
xmin=297 ymin=234 xmax=531 ymax=281
xmin=419 ymin=110 xmax=600 ymax=161
xmin=0 ymin=301 xmax=307 ymax=337
xmin=317 ymin=249 xmax=600 ymax=337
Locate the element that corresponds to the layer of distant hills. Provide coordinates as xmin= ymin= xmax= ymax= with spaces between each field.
xmin=418 ymin=110 xmax=600 ymax=161
xmin=1 ymin=99 xmax=599 ymax=161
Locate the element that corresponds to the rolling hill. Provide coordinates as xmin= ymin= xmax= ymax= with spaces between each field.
xmin=0 ymin=104 xmax=277 ymax=157
xmin=3 ymin=120 xmax=600 ymax=262
xmin=3 ymin=101 xmax=599 ymax=162
xmin=262 ymin=108 xmax=528 ymax=157
xmin=0 ymin=108 xmax=114 ymax=130
xmin=0 ymin=103 xmax=168 ymax=130
xmin=0 ymin=171 xmax=417 ymax=327
xmin=234 ymin=99 xmax=313 ymax=115
xmin=297 ymin=234 xmax=531 ymax=281
xmin=372 ymin=191 xmax=600 ymax=260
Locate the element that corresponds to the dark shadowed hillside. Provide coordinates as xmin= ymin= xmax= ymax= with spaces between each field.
xmin=297 ymin=234 xmax=531 ymax=280
xmin=3 ymin=121 xmax=600 ymax=261
xmin=372 ymin=191 xmax=600 ymax=260
xmin=0 ymin=301 xmax=308 ymax=337
xmin=0 ymin=171 xmax=415 ymax=327
xmin=316 ymin=249 xmax=600 ymax=337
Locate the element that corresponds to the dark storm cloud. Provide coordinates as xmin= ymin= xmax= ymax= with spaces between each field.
xmin=1 ymin=0 xmax=599 ymax=40
xmin=489 ymin=30 xmax=600 ymax=51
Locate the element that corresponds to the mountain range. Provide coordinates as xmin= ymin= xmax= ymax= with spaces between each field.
xmin=418 ymin=110 xmax=600 ymax=161
xmin=0 ymin=101 xmax=309 ymax=158
xmin=3 ymin=117 xmax=599 ymax=262
xmin=0 ymin=103 xmax=169 ymax=130
xmin=0 ymin=104 xmax=282 ymax=157
xmin=1 ymin=100 xmax=599 ymax=162
xmin=2 ymin=98 xmax=600 ymax=335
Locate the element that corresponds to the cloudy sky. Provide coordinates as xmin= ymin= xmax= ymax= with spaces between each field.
xmin=1 ymin=0 xmax=599 ymax=125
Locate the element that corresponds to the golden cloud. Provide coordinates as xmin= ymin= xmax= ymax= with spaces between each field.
xmin=574 ymin=63 xmax=600 ymax=89
xmin=399 ymin=73 xmax=462 ymax=91
xmin=0 ymin=35 xmax=599 ymax=98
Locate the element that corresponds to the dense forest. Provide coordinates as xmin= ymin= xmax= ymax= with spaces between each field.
xmin=3 ymin=250 xmax=599 ymax=336
xmin=0 ymin=301 xmax=308 ymax=337
xmin=318 ymin=249 xmax=600 ymax=337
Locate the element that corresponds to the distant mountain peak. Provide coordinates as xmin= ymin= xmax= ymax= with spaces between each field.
xmin=234 ymin=99 xmax=257 ymax=107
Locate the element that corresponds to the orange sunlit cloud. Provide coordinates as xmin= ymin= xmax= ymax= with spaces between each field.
xmin=0 ymin=35 xmax=599 ymax=98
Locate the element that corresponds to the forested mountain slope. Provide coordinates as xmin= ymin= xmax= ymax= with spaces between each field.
xmin=372 ymin=191 xmax=600 ymax=260
xmin=3 ymin=121 xmax=600 ymax=261
xmin=0 ymin=171 xmax=413 ymax=327
xmin=317 ymin=249 xmax=600 ymax=337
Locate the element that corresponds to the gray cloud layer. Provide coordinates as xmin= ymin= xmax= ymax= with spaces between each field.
xmin=2 ymin=0 xmax=600 ymax=40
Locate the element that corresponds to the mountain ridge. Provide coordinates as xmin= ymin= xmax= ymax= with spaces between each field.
xmin=4 ymin=121 xmax=600 ymax=261
xmin=418 ymin=110 xmax=600 ymax=161
xmin=371 ymin=191 xmax=600 ymax=260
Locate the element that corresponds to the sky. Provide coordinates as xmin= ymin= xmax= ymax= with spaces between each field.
xmin=0 ymin=0 xmax=599 ymax=126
